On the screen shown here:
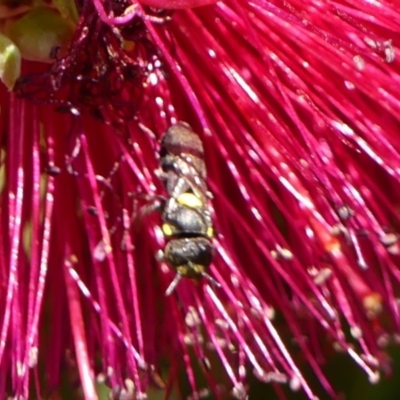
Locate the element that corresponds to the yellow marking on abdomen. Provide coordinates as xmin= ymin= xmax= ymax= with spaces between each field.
xmin=162 ymin=223 xmax=174 ymax=236
xmin=177 ymin=193 xmax=203 ymax=208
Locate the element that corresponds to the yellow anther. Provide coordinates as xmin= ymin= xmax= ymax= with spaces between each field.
xmin=40 ymin=173 xmax=48 ymax=201
xmin=69 ymin=254 xmax=78 ymax=263
xmin=123 ymin=40 xmax=136 ymax=51
xmin=22 ymin=219 xmax=32 ymax=259
xmin=177 ymin=192 xmax=203 ymax=208
xmin=162 ymin=223 xmax=174 ymax=237
xmin=177 ymin=265 xmax=189 ymax=275
xmin=363 ymin=293 xmax=383 ymax=317
xmin=207 ymin=227 xmax=214 ymax=238
xmin=0 ymin=149 xmax=5 ymax=194
xmin=193 ymin=264 xmax=203 ymax=273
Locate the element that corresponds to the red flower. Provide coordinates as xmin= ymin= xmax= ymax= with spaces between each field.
xmin=0 ymin=0 xmax=400 ymax=399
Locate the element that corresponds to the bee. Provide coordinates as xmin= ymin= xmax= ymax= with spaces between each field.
xmin=156 ymin=122 xmax=219 ymax=295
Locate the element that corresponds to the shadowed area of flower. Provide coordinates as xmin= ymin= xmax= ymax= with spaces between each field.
xmin=0 ymin=0 xmax=400 ymax=399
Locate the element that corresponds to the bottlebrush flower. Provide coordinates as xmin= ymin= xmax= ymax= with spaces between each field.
xmin=0 ymin=0 xmax=400 ymax=399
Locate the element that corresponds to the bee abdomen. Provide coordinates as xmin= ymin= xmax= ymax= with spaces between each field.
xmin=164 ymin=238 xmax=214 ymax=279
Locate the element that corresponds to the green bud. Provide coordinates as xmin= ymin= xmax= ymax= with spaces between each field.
xmin=0 ymin=33 xmax=21 ymax=90
xmin=5 ymin=6 xmax=75 ymax=63
xmin=53 ymin=0 xmax=79 ymax=23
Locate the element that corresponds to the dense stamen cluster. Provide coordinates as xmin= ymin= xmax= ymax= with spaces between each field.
xmin=14 ymin=2 xmax=164 ymax=126
xmin=0 ymin=0 xmax=400 ymax=399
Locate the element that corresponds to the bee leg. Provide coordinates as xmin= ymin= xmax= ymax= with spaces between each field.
xmin=165 ymin=273 xmax=183 ymax=296
xmin=137 ymin=197 xmax=165 ymax=217
xmin=163 ymin=197 xmax=181 ymax=220
xmin=154 ymin=168 xmax=169 ymax=181
xmin=206 ymin=191 xmax=214 ymax=199
xmin=155 ymin=249 xmax=165 ymax=262
xmin=129 ymin=195 xmax=166 ymax=233
xmin=170 ymin=175 xmax=192 ymax=199
xmin=201 ymin=272 xmax=221 ymax=289
xmin=172 ymin=175 xmax=206 ymax=203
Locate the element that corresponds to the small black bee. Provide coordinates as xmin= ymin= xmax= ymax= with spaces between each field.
xmin=156 ymin=122 xmax=219 ymax=295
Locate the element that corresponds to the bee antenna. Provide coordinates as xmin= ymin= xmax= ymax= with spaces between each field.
xmin=165 ymin=273 xmax=183 ymax=296
xmin=201 ymin=272 xmax=221 ymax=288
